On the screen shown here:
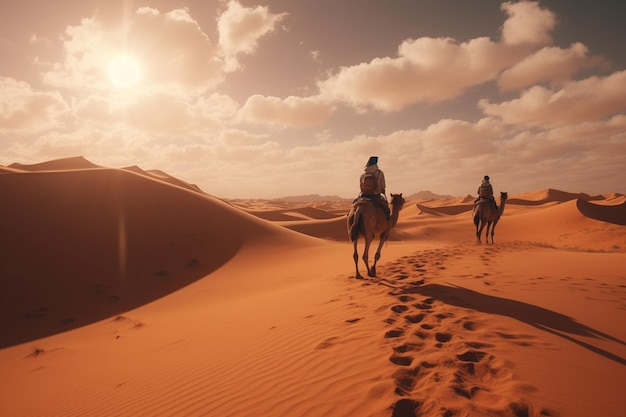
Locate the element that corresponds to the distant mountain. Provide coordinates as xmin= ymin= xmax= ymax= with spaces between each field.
xmin=275 ymin=191 xmax=457 ymax=202
xmin=274 ymin=194 xmax=352 ymax=203
xmin=405 ymin=190 xmax=455 ymax=200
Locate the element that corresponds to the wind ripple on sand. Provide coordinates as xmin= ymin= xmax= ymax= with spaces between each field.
xmin=27 ymin=279 xmax=396 ymax=417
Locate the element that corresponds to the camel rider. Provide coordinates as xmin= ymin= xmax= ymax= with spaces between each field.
xmin=475 ymin=175 xmax=497 ymax=210
xmin=357 ymin=156 xmax=390 ymax=220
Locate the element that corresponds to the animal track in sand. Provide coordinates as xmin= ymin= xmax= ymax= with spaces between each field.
xmin=405 ymin=313 xmax=426 ymax=324
xmin=391 ymin=305 xmax=410 ymax=314
xmin=385 ymin=329 xmax=405 ymax=339
xmin=375 ymin=246 xmax=550 ymax=416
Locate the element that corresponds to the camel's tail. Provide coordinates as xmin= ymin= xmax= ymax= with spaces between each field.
xmin=348 ymin=207 xmax=361 ymax=242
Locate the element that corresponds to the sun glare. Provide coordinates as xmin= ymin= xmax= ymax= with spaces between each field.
xmin=108 ymin=55 xmax=142 ymax=88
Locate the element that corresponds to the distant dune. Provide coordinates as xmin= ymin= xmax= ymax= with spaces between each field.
xmin=506 ymin=188 xmax=604 ymax=205
xmin=8 ymin=155 xmax=102 ymax=171
xmin=1 ymin=157 xmax=624 ymax=417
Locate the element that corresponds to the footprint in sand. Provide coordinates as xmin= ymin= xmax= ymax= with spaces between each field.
xmin=369 ymin=247 xmax=550 ymax=414
xmin=434 ymin=332 xmax=452 ymax=343
xmin=384 ymin=329 xmax=405 ymax=339
xmin=391 ymin=305 xmax=410 ymax=314
xmin=382 ymin=285 xmax=543 ymax=415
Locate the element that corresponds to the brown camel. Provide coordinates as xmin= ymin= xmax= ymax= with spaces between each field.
xmin=474 ymin=191 xmax=508 ymax=244
xmin=347 ymin=193 xmax=405 ymax=279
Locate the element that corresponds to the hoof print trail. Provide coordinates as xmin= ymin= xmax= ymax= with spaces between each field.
xmin=391 ymin=398 xmax=422 ymax=417
xmin=391 ymin=305 xmax=409 ymax=314
xmin=405 ymin=313 xmax=425 ymax=323
xmin=373 ymin=246 xmax=545 ymax=415
xmin=457 ymin=350 xmax=488 ymax=363
xmin=435 ymin=332 xmax=452 ymax=343
xmin=389 ymin=354 xmax=413 ymax=366
xmin=385 ymin=329 xmax=405 ymax=338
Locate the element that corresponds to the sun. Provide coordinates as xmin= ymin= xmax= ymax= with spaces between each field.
xmin=108 ymin=54 xmax=143 ymax=88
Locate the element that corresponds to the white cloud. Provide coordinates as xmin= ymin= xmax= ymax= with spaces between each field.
xmin=42 ymin=8 xmax=224 ymax=96
xmin=500 ymin=1 xmax=556 ymax=46
xmin=73 ymin=91 xmax=240 ymax=135
xmin=240 ymin=94 xmax=335 ymax=128
xmin=316 ymin=1 xmax=558 ymax=112
xmin=218 ymin=0 xmax=287 ymax=71
xmin=319 ymin=36 xmax=524 ymax=112
xmin=480 ymin=70 xmax=626 ymax=128
xmin=498 ymin=43 xmax=608 ymax=91
xmin=219 ymin=128 xmax=268 ymax=146
xmin=0 ymin=77 xmax=69 ymax=133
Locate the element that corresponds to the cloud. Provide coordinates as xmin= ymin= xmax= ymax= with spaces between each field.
xmin=42 ymin=7 xmax=224 ymax=96
xmin=419 ymin=118 xmax=500 ymax=159
xmin=498 ymin=43 xmax=608 ymax=91
xmin=220 ymin=129 xmax=269 ymax=146
xmin=316 ymin=1 xmax=557 ymax=112
xmin=130 ymin=7 xmax=224 ymax=95
xmin=501 ymin=114 xmax=626 ymax=162
xmin=240 ymin=95 xmax=335 ymax=128
xmin=74 ymin=93 xmax=194 ymax=134
xmin=0 ymin=77 xmax=69 ymax=133
xmin=73 ymin=92 xmax=240 ymax=135
xmin=218 ymin=0 xmax=287 ymax=71
xmin=480 ymin=70 xmax=626 ymax=128
xmin=500 ymin=1 xmax=556 ymax=46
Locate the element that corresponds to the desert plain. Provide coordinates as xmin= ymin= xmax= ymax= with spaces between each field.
xmin=1 ymin=157 xmax=625 ymax=417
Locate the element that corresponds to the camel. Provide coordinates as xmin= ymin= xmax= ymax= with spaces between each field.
xmin=474 ymin=191 xmax=508 ymax=244
xmin=347 ymin=193 xmax=405 ymax=279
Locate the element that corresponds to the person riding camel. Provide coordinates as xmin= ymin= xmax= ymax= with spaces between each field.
xmin=475 ymin=175 xmax=497 ymax=210
xmin=356 ymin=156 xmax=390 ymax=220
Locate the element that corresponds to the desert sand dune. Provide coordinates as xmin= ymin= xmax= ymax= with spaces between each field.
xmin=0 ymin=165 xmax=317 ymax=347
xmin=507 ymin=188 xmax=605 ymax=206
xmin=123 ymin=165 xmax=206 ymax=194
xmin=1 ymin=158 xmax=624 ymax=417
xmin=416 ymin=202 xmax=474 ymax=216
xmin=8 ymin=155 xmax=102 ymax=172
xmin=242 ymin=205 xmax=343 ymax=222
xmin=576 ymin=198 xmax=626 ymax=225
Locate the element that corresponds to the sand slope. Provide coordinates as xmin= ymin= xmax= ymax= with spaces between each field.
xmin=0 ymin=162 xmax=318 ymax=347
xmin=1 ymin=158 xmax=625 ymax=417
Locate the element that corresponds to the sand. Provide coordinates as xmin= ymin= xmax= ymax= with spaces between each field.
xmin=1 ymin=157 xmax=625 ymax=417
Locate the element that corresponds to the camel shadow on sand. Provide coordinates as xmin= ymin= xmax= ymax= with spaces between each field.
xmin=408 ymin=283 xmax=626 ymax=365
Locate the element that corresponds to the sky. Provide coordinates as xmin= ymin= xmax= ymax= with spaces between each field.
xmin=1 ymin=0 xmax=625 ymax=199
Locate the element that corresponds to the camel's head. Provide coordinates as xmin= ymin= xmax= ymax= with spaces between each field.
xmin=390 ymin=193 xmax=405 ymax=209
xmin=500 ymin=191 xmax=508 ymax=201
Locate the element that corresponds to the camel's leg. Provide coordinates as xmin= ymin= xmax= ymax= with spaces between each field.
xmin=474 ymin=214 xmax=482 ymax=244
xmin=485 ymin=222 xmax=493 ymax=244
xmin=490 ymin=220 xmax=498 ymax=244
xmin=362 ymin=238 xmax=373 ymax=278
xmin=353 ymin=240 xmax=363 ymax=279
xmin=476 ymin=220 xmax=486 ymax=244
xmin=370 ymin=231 xmax=390 ymax=277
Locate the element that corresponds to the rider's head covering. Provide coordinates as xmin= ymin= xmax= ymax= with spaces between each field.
xmin=365 ymin=156 xmax=378 ymax=167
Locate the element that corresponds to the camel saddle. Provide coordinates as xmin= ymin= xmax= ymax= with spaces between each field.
xmin=475 ymin=197 xmax=498 ymax=210
xmin=354 ymin=195 xmax=390 ymax=220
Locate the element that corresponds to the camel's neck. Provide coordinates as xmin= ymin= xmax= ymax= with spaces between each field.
xmin=498 ymin=199 xmax=507 ymax=217
xmin=390 ymin=204 xmax=402 ymax=227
